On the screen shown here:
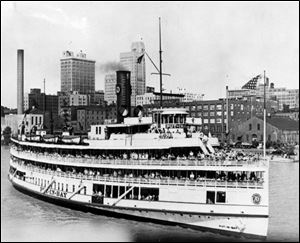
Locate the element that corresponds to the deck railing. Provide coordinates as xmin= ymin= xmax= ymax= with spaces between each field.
xmin=11 ymin=161 xmax=264 ymax=189
xmin=10 ymin=148 xmax=268 ymax=168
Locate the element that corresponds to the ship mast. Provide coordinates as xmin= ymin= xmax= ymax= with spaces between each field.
xmin=159 ymin=17 xmax=163 ymax=109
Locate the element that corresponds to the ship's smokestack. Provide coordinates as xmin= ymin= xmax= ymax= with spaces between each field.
xmin=116 ymin=70 xmax=131 ymax=123
xmin=17 ymin=49 xmax=24 ymax=114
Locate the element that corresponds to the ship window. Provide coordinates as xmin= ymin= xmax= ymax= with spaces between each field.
xmin=206 ymin=191 xmax=215 ymax=204
xmin=112 ymin=186 xmax=118 ymax=198
xmin=62 ymin=183 xmax=64 ymax=191
xmin=96 ymin=127 xmax=98 ymax=134
xmin=216 ymin=191 xmax=226 ymax=203
xmin=58 ymin=183 xmax=60 ymax=190
xmin=105 ymin=185 xmax=112 ymax=197
xmin=38 ymin=178 xmax=40 ymax=185
xmin=66 ymin=184 xmax=68 ymax=192
xmin=73 ymin=185 xmax=75 ymax=192
xmin=140 ymin=187 xmax=159 ymax=201
xmin=83 ymin=187 xmax=86 ymax=195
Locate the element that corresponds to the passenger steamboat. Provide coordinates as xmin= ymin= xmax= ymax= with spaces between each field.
xmin=8 ymin=108 xmax=269 ymax=239
xmin=8 ymin=18 xmax=269 ymax=239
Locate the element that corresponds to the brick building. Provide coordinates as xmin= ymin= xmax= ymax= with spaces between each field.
xmin=235 ymin=116 xmax=299 ymax=144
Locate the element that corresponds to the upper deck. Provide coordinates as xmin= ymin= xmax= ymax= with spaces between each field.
xmin=10 ymin=143 xmax=268 ymax=171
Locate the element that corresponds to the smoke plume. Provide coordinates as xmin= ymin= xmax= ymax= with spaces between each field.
xmin=99 ymin=61 xmax=128 ymax=73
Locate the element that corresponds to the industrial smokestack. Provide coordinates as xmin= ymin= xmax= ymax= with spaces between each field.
xmin=17 ymin=49 xmax=24 ymax=114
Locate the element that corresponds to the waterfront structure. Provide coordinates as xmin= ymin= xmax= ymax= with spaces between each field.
xmin=17 ymin=49 xmax=24 ymax=114
xmin=76 ymin=104 xmax=117 ymax=132
xmin=235 ymin=116 xmax=299 ymax=144
xmin=136 ymin=92 xmax=185 ymax=106
xmin=120 ymin=41 xmax=146 ymax=106
xmin=143 ymin=97 xmax=279 ymax=143
xmin=104 ymin=73 xmax=117 ymax=105
xmin=5 ymin=113 xmax=43 ymax=136
xmin=28 ymin=89 xmax=58 ymax=129
xmin=228 ymin=76 xmax=299 ymax=111
xmin=60 ymin=51 xmax=96 ymax=94
xmin=8 ymin=107 xmax=269 ymax=238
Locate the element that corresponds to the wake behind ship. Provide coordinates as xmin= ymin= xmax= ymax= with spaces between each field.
xmin=8 ymin=108 xmax=269 ymax=239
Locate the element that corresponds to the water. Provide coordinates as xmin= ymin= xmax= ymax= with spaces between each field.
xmin=1 ymin=146 xmax=299 ymax=242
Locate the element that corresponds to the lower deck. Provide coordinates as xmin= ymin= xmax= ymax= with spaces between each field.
xmin=9 ymin=158 xmax=268 ymax=215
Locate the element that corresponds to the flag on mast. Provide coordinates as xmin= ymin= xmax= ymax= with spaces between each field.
xmin=137 ymin=53 xmax=145 ymax=64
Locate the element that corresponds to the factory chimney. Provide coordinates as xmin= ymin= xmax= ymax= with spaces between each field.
xmin=17 ymin=49 xmax=24 ymax=114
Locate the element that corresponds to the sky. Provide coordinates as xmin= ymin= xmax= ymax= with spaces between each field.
xmin=1 ymin=1 xmax=299 ymax=108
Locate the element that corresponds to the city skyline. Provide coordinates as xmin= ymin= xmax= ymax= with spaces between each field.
xmin=1 ymin=1 xmax=299 ymax=108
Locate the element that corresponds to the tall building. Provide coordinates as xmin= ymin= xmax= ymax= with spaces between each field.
xmin=228 ymin=75 xmax=299 ymax=110
xmin=17 ymin=49 xmax=24 ymax=114
xmin=120 ymin=41 xmax=146 ymax=106
xmin=60 ymin=50 xmax=95 ymax=94
xmin=104 ymin=73 xmax=117 ymax=105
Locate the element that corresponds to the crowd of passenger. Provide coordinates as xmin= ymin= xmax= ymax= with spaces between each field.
xmin=11 ymin=156 xmax=262 ymax=185
xmin=12 ymin=144 xmax=264 ymax=164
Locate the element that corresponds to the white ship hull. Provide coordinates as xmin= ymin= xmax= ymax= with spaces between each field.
xmin=8 ymin=171 xmax=268 ymax=239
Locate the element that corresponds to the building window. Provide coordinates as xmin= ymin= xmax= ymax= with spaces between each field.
xmin=249 ymin=124 xmax=252 ymax=131
xmin=210 ymin=105 xmax=215 ymax=110
xmin=203 ymin=105 xmax=208 ymax=110
xmin=257 ymin=124 xmax=260 ymax=130
xmin=210 ymin=112 xmax=215 ymax=116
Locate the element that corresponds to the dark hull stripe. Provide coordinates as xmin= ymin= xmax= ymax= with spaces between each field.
xmin=10 ymin=179 xmax=267 ymax=240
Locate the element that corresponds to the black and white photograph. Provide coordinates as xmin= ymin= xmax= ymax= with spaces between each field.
xmin=1 ymin=1 xmax=299 ymax=242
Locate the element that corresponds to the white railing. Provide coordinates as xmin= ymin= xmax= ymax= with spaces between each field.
xmin=11 ymin=161 xmax=264 ymax=189
xmin=10 ymin=148 xmax=268 ymax=169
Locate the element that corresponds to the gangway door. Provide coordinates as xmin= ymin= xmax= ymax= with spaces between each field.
xmin=199 ymin=140 xmax=209 ymax=155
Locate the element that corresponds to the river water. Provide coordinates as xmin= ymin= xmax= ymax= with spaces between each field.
xmin=1 ymin=146 xmax=299 ymax=242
